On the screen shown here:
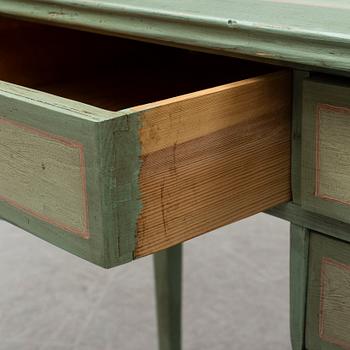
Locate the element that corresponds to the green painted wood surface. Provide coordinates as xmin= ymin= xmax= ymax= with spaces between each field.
xmin=0 ymin=80 xmax=142 ymax=268
xmin=97 ymin=114 xmax=142 ymax=267
xmin=154 ymin=244 xmax=182 ymax=350
xmin=0 ymin=0 xmax=349 ymax=73
xmin=0 ymin=117 xmax=88 ymax=237
xmin=301 ymin=78 xmax=350 ymax=225
xmin=266 ymin=203 xmax=350 ymax=245
xmin=290 ymin=224 xmax=310 ymax=350
xmin=291 ymin=70 xmax=309 ymax=205
xmin=306 ymin=232 xmax=350 ymax=350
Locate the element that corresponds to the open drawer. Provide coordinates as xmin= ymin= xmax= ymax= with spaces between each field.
xmin=0 ymin=18 xmax=292 ymax=267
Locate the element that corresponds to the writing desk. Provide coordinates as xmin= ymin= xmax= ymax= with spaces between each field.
xmin=0 ymin=1 xmax=349 ymax=349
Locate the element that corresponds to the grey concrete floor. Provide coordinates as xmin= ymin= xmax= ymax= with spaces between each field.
xmin=0 ymin=213 xmax=291 ymax=350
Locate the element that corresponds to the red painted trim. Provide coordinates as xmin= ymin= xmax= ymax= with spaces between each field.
xmin=315 ymin=103 xmax=350 ymax=206
xmin=0 ymin=117 xmax=90 ymax=239
xmin=319 ymin=257 xmax=350 ymax=349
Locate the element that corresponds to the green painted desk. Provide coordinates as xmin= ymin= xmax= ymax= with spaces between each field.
xmin=0 ymin=1 xmax=349 ymax=349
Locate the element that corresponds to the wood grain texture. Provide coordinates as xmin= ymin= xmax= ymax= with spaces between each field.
xmin=0 ymin=0 xmax=349 ymax=73
xmin=135 ymin=71 xmax=292 ymax=257
xmin=306 ymin=232 xmax=350 ymax=350
xmin=290 ymin=224 xmax=310 ymax=350
xmin=137 ymin=72 xmax=288 ymax=154
xmin=301 ymin=78 xmax=350 ymax=225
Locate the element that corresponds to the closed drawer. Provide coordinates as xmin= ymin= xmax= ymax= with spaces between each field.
xmin=302 ymin=77 xmax=350 ymax=223
xmin=306 ymin=232 xmax=350 ymax=350
xmin=0 ymin=18 xmax=291 ymax=267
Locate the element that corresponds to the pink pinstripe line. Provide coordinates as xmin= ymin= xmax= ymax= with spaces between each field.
xmin=321 ymin=335 xmax=350 ymax=350
xmin=315 ymin=103 xmax=350 ymax=206
xmin=79 ymin=147 xmax=89 ymax=237
xmin=322 ymin=257 xmax=350 ymax=272
xmin=0 ymin=117 xmax=82 ymax=148
xmin=0 ymin=117 xmax=89 ymax=238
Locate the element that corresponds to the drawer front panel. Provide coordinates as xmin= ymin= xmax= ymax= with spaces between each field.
xmin=306 ymin=232 xmax=350 ymax=350
xmin=302 ymin=79 xmax=350 ymax=223
xmin=0 ymin=81 xmax=119 ymax=267
xmin=0 ymin=117 xmax=88 ymax=237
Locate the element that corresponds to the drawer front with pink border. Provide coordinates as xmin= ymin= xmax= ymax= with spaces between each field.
xmin=301 ymin=78 xmax=350 ymax=223
xmin=306 ymin=231 xmax=350 ymax=350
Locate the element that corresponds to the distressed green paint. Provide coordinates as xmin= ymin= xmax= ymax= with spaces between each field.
xmin=97 ymin=112 xmax=142 ymax=267
xmin=0 ymin=80 xmax=142 ymax=268
xmin=301 ymin=78 xmax=350 ymax=225
xmin=0 ymin=118 xmax=88 ymax=236
xmin=0 ymin=81 xmax=105 ymax=266
xmin=306 ymin=232 xmax=350 ymax=350
xmin=290 ymin=224 xmax=310 ymax=350
xmin=0 ymin=1 xmax=349 ymax=73
xmin=266 ymin=203 xmax=350 ymax=245
xmin=291 ymin=70 xmax=309 ymax=205
xmin=154 ymin=244 xmax=182 ymax=350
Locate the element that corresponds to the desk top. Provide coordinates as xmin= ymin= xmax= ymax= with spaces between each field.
xmin=0 ymin=0 xmax=349 ymax=72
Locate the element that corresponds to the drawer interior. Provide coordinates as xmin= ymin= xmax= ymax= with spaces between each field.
xmin=0 ymin=17 xmax=277 ymax=110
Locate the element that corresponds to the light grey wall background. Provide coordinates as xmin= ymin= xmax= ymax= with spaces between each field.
xmin=0 ymin=213 xmax=291 ymax=350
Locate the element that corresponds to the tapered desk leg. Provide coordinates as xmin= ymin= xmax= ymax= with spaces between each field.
xmin=154 ymin=244 xmax=182 ymax=350
xmin=290 ymin=224 xmax=310 ymax=350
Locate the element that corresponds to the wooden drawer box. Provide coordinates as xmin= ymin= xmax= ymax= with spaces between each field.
xmin=0 ymin=18 xmax=291 ymax=267
xmin=302 ymin=77 xmax=350 ymax=223
xmin=306 ymin=232 xmax=350 ymax=350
